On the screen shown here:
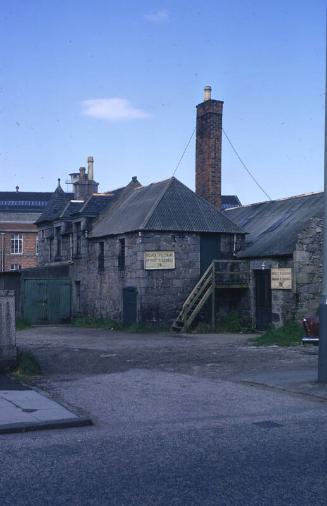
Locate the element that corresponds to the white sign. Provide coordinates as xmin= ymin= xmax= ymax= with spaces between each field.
xmin=271 ymin=268 xmax=292 ymax=290
xmin=144 ymin=251 xmax=175 ymax=270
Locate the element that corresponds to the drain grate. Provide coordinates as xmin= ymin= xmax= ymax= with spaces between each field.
xmin=253 ymin=420 xmax=283 ymax=429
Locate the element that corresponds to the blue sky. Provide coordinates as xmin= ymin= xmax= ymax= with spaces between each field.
xmin=0 ymin=0 xmax=325 ymax=204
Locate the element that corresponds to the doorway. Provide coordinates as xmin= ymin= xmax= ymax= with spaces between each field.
xmin=254 ymin=269 xmax=272 ymax=330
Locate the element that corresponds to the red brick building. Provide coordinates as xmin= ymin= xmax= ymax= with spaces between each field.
xmin=0 ymin=191 xmax=52 ymax=271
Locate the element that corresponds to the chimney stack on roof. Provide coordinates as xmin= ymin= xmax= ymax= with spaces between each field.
xmin=195 ymin=86 xmax=223 ymax=209
xmin=87 ymin=156 xmax=94 ymax=181
xmin=72 ymin=157 xmax=99 ymax=200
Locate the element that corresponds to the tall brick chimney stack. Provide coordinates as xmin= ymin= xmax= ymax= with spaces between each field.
xmin=195 ymin=86 xmax=223 ymax=209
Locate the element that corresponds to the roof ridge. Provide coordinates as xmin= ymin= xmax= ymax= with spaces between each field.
xmin=227 ymin=191 xmax=323 ymax=211
xmin=141 ymin=178 xmax=174 ymax=229
xmin=59 ymin=200 xmax=72 ymax=218
xmin=173 ymin=179 xmax=246 ymax=234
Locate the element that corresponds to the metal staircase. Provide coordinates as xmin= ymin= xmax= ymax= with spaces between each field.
xmin=172 ymin=260 xmax=249 ymax=332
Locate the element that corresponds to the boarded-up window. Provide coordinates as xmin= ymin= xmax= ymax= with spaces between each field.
xmin=98 ymin=242 xmax=104 ymax=272
xmin=118 ymin=238 xmax=125 ymax=271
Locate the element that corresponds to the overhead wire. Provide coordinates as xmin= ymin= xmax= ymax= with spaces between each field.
xmin=171 ymin=123 xmax=272 ymax=202
xmin=222 ymin=128 xmax=272 ymax=201
xmin=172 ymin=127 xmax=196 ymax=177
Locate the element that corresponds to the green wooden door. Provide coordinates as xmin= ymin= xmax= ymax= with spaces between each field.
xmin=23 ymin=278 xmax=71 ymax=324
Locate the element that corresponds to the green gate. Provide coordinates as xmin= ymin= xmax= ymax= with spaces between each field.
xmin=23 ymin=278 xmax=71 ymax=324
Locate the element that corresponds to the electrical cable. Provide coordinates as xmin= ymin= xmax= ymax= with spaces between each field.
xmin=222 ymin=128 xmax=272 ymax=200
xmin=172 ymin=123 xmax=272 ymax=202
xmin=172 ymin=127 xmax=196 ymax=176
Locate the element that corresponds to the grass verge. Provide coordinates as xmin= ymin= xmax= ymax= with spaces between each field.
xmin=14 ymin=349 xmax=42 ymax=377
xmin=72 ymin=317 xmax=122 ymax=330
xmin=194 ymin=312 xmax=254 ymax=334
xmin=16 ymin=318 xmax=32 ymax=331
xmin=253 ymin=321 xmax=303 ymax=347
xmin=72 ymin=317 xmax=168 ymax=333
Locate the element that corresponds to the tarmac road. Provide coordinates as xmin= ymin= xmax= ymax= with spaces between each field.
xmin=0 ymin=326 xmax=325 ymax=506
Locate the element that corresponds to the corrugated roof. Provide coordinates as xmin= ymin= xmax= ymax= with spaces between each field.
xmin=91 ymin=177 xmax=245 ymax=237
xmin=226 ymin=192 xmax=324 ymax=257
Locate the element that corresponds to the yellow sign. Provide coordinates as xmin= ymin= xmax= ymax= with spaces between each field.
xmin=144 ymin=251 xmax=175 ymax=270
xmin=271 ymin=268 xmax=292 ymax=289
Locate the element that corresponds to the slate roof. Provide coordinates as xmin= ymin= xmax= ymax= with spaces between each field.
xmin=226 ymin=192 xmax=324 ymax=258
xmin=36 ymin=186 xmax=74 ymax=224
xmin=60 ymin=200 xmax=84 ymax=219
xmin=221 ymin=195 xmax=241 ymax=210
xmin=91 ymin=177 xmax=245 ymax=238
xmin=77 ymin=195 xmax=113 ymax=217
xmin=0 ymin=192 xmax=52 ymax=212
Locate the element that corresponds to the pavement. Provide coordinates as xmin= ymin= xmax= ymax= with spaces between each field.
xmin=0 ymin=373 xmax=92 ymax=434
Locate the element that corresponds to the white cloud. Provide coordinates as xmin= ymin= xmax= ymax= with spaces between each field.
xmin=144 ymin=9 xmax=168 ymax=22
xmin=81 ymin=98 xmax=150 ymax=121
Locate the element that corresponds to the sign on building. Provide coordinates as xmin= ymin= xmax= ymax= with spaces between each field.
xmin=144 ymin=251 xmax=175 ymax=270
xmin=271 ymin=268 xmax=292 ymax=289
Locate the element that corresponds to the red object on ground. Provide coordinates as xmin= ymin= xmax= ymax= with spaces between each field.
xmin=302 ymin=316 xmax=319 ymax=337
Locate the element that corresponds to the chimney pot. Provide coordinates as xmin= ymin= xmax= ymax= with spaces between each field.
xmin=15 ymin=185 xmax=19 ymax=192
xmin=132 ymin=176 xmax=137 ymax=182
xmin=204 ymin=85 xmax=212 ymax=101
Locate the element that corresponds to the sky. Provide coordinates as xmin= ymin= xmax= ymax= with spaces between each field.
xmin=0 ymin=0 xmax=326 ymax=204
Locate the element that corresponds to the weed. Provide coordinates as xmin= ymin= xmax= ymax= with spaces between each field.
xmin=16 ymin=319 xmax=32 ymax=331
xmin=15 ymin=349 xmax=42 ymax=377
xmin=253 ymin=321 xmax=303 ymax=347
xmin=72 ymin=317 xmax=122 ymax=330
xmin=126 ymin=323 xmax=168 ymax=333
xmin=194 ymin=312 xmax=254 ymax=334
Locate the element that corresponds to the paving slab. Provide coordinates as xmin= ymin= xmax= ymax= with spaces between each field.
xmin=0 ymin=375 xmax=92 ymax=434
xmin=241 ymin=365 xmax=327 ymax=401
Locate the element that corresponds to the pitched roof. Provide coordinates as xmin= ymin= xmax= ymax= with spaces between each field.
xmin=60 ymin=200 xmax=84 ymax=219
xmin=91 ymin=177 xmax=245 ymax=238
xmin=221 ymin=195 xmax=241 ymax=210
xmin=0 ymin=192 xmax=52 ymax=212
xmin=36 ymin=186 xmax=74 ymax=224
xmin=226 ymin=192 xmax=324 ymax=258
xmin=77 ymin=195 xmax=113 ymax=217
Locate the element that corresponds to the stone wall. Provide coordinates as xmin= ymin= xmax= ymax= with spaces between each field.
xmin=0 ymin=290 xmax=16 ymax=371
xmin=294 ymin=217 xmax=323 ymax=319
xmin=70 ymin=232 xmax=201 ymax=326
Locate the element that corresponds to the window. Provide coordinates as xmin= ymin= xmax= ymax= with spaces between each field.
xmin=55 ymin=227 xmax=62 ymax=259
xmin=118 ymin=238 xmax=125 ymax=271
xmin=75 ymin=281 xmax=81 ymax=312
xmin=98 ymin=242 xmax=104 ymax=272
xmin=75 ymin=222 xmax=82 ymax=257
xmin=49 ymin=238 xmax=53 ymax=262
xmin=10 ymin=264 xmax=21 ymax=271
xmin=11 ymin=234 xmax=23 ymax=254
xmin=36 ymin=236 xmax=39 ymax=255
